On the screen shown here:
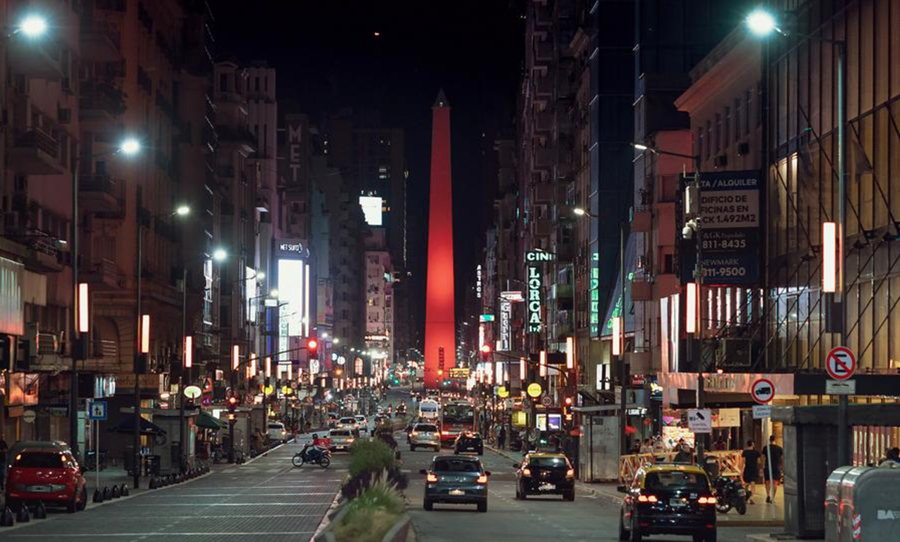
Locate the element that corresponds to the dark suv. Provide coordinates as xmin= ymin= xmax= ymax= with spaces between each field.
xmin=514 ymin=452 xmax=575 ymax=501
xmin=618 ymin=464 xmax=717 ymax=542
xmin=453 ymin=432 xmax=484 ymax=455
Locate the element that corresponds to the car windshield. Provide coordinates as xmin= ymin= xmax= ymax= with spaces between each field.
xmin=268 ymin=424 xmax=283 ymax=429
xmin=528 ymin=457 xmax=569 ymax=468
xmin=433 ymin=459 xmax=481 ymax=473
xmin=415 ymin=424 xmax=438 ymax=432
xmin=330 ymin=430 xmax=350 ymax=436
xmin=645 ymin=471 xmax=709 ymax=491
xmin=15 ymin=452 xmax=66 ymax=468
xmin=340 ymin=418 xmax=355 ymax=423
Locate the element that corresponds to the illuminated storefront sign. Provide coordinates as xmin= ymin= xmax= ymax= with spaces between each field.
xmin=476 ymin=264 xmax=482 ymax=299
xmin=590 ymin=251 xmax=600 ymax=336
xmin=499 ymin=299 xmax=512 ymax=351
xmin=526 ymin=250 xmax=554 ymax=334
xmin=276 ymin=238 xmax=312 ymax=361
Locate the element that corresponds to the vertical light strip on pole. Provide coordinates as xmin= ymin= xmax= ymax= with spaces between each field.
xmin=232 ymin=344 xmax=240 ymax=370
xmin=612 ymin=316 xmax=623 ymax=356
xmin=539 ymin=350 xmax=547 ymax=377
xmin=249 ymin=353 xmax=257 ymax=378
xmin=566 ymin=336 xmax=574 ymax=370
xmin=140 ymin=314 xmax=150 ymax=353
xmin=519 ymin=356 xmax=526 ymax=381
xmin=685 ymin=282 xmax=698 ymax=334
xmin=78 ymin=283 xmax=90 ymax=333
xmin=304 ymin=262 xmax=311 ymax=337
xmin=265 ymin=356 xmax=272 ymax=378
xmin=823 ymin=222 xmax=838 ymax=293
xmin=183 ymin=336 xmax=193 ymax=368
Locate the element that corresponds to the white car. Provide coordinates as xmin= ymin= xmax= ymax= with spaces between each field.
xmin=336 ymin=417 xmax=359 ymax=431
xmin=267 ymin=422 xmax=288 ymax=443
xmin=329 ymin=429 xmax=356 ymax=451
xmin=354 ymin=415 xmax=369 ymax=434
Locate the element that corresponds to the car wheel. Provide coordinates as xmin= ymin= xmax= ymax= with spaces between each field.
xmin=564 ymin=490 xmax=575 ymax=501
xmin=477 ymin=501 xmax=487 ymax=513
xmin=77 ymin=486 xmax=88 ymax=511
xmin=735 ymin=500 xmax=747 ymax=515
xmin=618 ymin=511 xmax=629 ymax=541
xmin=630 ymin=517 xmax=643 ymax=542
xmin=423 ymin=499 xmax=433 ymax=511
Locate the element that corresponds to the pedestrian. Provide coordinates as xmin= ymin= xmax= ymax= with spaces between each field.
xmin=762 ymin=435 xmax=784 ymax=503
xmin=713 ymin=434 xmax=728 ymax=451
xmin=741 ymin=440 xmax=761 ymax=504
xmin=639 ymin=438 xmax=652 ymax=454
xmin=0 ymin=436 xmax=8 ymax=491
xmin=879 ymin=447 xmax=900 ymax=468
xmin=498 ymin=426 xmax=507 ymax=449
xmin=674 ymin=443 xmax=692 ymax=464
xmin=652 ymin=435 xmax=667 ymax=454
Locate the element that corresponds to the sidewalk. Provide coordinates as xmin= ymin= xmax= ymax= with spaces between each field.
xmin=487 ymin=444 xmax=784 ymax=528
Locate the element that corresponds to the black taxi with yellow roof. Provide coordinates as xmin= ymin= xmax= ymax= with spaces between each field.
xmin=618 ymin=463 xmax=717 ymax=542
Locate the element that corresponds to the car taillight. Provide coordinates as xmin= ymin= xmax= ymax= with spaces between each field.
xmin=435 ymin=432 xmax=441 ymax=437
xmin=522 ymin=468 xmax=532 ymax=477
xmin=476 ymin=474 xmax=488 ymax=484
xmin=637 ymin=494 xmax=658 ymax=503
xmin=698 ymin=496 xmax=717 ymax=505
xmin=411 ymin=432 xmax=418 ymax=437
xmin=426 ymin=473 xmax=438 ymax=483
xmin=566 ymin=468 xmax=575 ymax=479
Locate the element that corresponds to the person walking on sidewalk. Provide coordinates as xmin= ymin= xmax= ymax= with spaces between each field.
xmin=762 ymin=435 xmax=784 ymax=504
xmin=741 ymin=440 xmax=761 ymax=504
xmin=497 ymin=426 xmax=506 ymax=449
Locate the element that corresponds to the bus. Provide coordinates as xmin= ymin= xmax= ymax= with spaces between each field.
xmin=440 ymin=400 xmax=476 ymax=445
xmin=418 ymin=398 xmax=440 ymax=420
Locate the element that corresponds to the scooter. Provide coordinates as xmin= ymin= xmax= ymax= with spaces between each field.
xmin=292 ymin=445 xmax=332 ymax=468
xmin=712 ymin=476 xmax=747 ymax=515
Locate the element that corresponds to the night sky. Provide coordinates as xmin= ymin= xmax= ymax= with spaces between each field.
xmin=216 ymin=1 xmax=523 ymax=339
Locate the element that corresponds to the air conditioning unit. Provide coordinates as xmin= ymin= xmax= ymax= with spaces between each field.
xmin=715 ymin=338 xmax=752 ymax=368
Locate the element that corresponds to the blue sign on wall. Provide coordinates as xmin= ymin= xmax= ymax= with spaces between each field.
xmin=681 ymin=170 xmax=761 ymax=285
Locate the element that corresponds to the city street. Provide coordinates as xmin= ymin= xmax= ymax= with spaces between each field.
xmin=0 ymin=441 xmax=342 ymax=541
xmin=400 ymin=442 xmax=776 ymax=542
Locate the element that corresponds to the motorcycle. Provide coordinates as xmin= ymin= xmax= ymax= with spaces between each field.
xmin=712 ymin=476 xmax=747 ymax=515
xmin=292 ymin=445 xmax=332 ymax=468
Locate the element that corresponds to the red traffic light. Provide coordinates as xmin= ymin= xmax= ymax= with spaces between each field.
xmin=564 ymin=396 xmax=573 ymax=406
xmin=307 ymin=338 xmax=318 ymax=350
xmin=480 ymin=344 xmax=492 ymax=354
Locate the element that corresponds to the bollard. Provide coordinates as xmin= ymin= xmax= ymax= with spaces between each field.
xmin=16 ymin=505 xmax=30 ymax=523
xmin=149 ymin=478 xmax=158 ymax=489
xmin=93 ymin=489 xmax=104 ymax=503
xmin=33 ymin=502 xmax=47 ymax=520
xmin=111 ymin=485 xmax=120 ymax=498
xmin=121 ymin=484 xmax=129 ymax=497
xmin=0 ymin=507 xmax=13 ymax=527
xmin=102 ymin=486 xmax=111 ymax=500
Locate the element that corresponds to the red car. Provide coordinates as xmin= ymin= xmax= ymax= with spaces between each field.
xmin=5 ymin=449 xmax=88 ymax=512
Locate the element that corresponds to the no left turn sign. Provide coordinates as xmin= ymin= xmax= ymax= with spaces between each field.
xmin=826 ymin=346 xmax=856 ymax=381
xmin=751 ymin=378 xmax=775 ymax=404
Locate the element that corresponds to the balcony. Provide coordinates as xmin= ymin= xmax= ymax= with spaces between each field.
xmin=535 ymin=75 xmax=553 ymax=97
xmin=80 ymin=175 xmax=124 ymax=216
xmin=80 ymin=19 xmax=121 ymax=62
xmin=534 ymin=218 xmax=553 ymax=238
xmin=8 ymin=38 xmax=65 ymax=80
xmin=79 ymin=83 xmax=126 ymax=123
xmin=216 ymin=126 xmax=257 ymax=152
xmin=83 ymin=258 xmax=125 ymax=289
xmin=8 ymin=129 xmax=65 ymax=175
xmin=534 ymin=147 xmax=553 ymax=170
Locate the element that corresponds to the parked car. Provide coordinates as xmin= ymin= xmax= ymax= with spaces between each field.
xmin=453 ymin=432 xmax=484 ymax=455
xmin=514 ymin=451 xmax=576 ymax=501
xmin=267 ymin=422 xmax=289 ymax=443
xmin=328 ymin=429 xmax=356 ymax=452
xmin=421 ymin=455 xmax=490 ymax=512
xmin=4 ymin=441 xmax=70 ymax=471
xmin=410 ymin=423 xmax=441 ymax=452
xmin=618 ymin=464 xmax=717 ymax=542
xmin=354 ymin=415 xmax=369 ymax=435
xmin=5 ymin=449 xmax=88 ymax=512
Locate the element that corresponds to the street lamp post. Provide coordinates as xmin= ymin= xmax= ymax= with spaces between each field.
xmin=746 ymin=8 xmax=850 ymax=467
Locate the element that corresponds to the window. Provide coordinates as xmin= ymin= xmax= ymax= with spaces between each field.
xmin=219 ymin=74 xmax=227 ymax=92
xmin=734 ymin=98 xmax=742 ymax=142
xmin=255 ymin=77 xmax=260 ymax=91
xmin=704 ymin=120 xmax=711 ymax=159
xmin=724 ymin=107 xmax=731 ymax=148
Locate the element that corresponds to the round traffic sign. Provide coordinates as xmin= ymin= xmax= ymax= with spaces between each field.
xmin=22 ymin=410 xmax=36 ymax=423
xmin=541 ymin=395 xmax=553 ymax=407
xmin=826 ymin=346 xmax=856 ymax=381
xmin=526 ymin=383 xmax=543 ymax=398
xmin=750 ymin=378 xmax=775 ymax=404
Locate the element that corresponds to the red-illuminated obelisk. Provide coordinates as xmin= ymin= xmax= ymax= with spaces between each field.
xmin=424 ymin=89 xmax=456 ymax=389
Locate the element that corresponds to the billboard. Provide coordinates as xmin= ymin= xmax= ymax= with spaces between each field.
xmin=359 ymin=196 xmax=384 ymax=226
xmin=276 ymin=238 xmax=312 ymax=361
xmin=680 ymin=170 xmax=761 ymax=285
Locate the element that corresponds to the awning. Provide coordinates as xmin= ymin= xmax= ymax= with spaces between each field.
xmin=108 ymin=416 xmax=166 ymax=436
xmin=196 ymin=412 xmax=227 ymax=430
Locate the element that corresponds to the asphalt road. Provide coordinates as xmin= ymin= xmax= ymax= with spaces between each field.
xmin=0 ymin=439 xmax=344 ymax=542
xmin=387 ymin=387 xmax=776 ymax=542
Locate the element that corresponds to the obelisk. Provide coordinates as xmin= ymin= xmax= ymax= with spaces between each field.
xmin=424 ymin=90 xmax=456 ymax=389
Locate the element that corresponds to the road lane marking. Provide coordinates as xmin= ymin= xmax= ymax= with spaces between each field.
xmin=4 ymin=532 xmax=317 ymax=538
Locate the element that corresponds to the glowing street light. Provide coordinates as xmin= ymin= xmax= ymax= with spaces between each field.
xmin=212 ymin=248 xmax=228 ymax=262
xmin=175 ymin=205 xmax=191 ymax=216
xmin=119 ymin=137 xmax=142 ymax=156
xmin=18 ymin=14 xmax=48 ymax=38
xmin=745 ymin=8 xmax=780 ymax=37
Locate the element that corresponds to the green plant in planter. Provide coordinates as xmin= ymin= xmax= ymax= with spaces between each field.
xmin=334 ymin=476 xmax=404 ymax=542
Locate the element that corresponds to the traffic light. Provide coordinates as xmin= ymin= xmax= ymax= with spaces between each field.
xmin=480 ymin=344 xmax=492 ymax=362
xmin=307 ymin=337 xmax=319 ymax=360
xmin=227 ymin=395 xmax=238 ymax=413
